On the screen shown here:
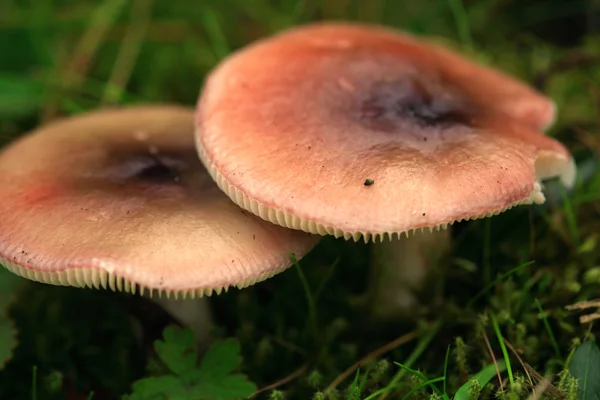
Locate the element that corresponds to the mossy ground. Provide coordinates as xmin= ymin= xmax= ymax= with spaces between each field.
xmin=0 ymin=0 xmax=599 ymax=399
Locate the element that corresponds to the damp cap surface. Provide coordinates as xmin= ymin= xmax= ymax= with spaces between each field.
xmin=195 ymin=22 xmax=576 ymax=243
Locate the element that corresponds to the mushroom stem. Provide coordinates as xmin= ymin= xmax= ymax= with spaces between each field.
xmin=368 ymin=228 xmax=451 ymax=319
xmin=151 ymin=296 xmax=214 ymax=349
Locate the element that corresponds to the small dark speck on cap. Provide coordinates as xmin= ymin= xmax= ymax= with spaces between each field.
xmin=364 ymin=178 xmax=374 ymax=186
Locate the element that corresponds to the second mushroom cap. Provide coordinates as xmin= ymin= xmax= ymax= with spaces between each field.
xmin=0 ymin=105 xmax=319 ymax=297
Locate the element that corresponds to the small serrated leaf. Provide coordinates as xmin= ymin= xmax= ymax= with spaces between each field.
xmin=196 ymin=339 xmax=243 ymax=379
xmin=130 ymin=328 xmax=257 ymax=400
xmin=129 ymin=375 xmax=187 ymax=400
xmin=154 ymin=325 xmax=197 ymax=375
xmin=191 ymin=338 xmax=257 ymax=400
xmin=191 ymin=374 xmax=258 ymax=400
xmin=569 ymin=341 xmax=600 ymax=400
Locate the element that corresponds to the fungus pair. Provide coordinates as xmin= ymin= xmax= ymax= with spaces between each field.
xmin=0 ymin=23 xmax=575 ymax=333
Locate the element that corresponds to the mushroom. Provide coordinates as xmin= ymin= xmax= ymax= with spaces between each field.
xmin=0 ymin=105 xmax=319 ymax=342
xmin=195 ymin=22 xmax=576 ymax=318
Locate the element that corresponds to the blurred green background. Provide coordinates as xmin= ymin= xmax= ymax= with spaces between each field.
xmin=1 ymin=0 xmax=600 ymax=399
xmin=0 ymin=0 xmax=598 ymax=134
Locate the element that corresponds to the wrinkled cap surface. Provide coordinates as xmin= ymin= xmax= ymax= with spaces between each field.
xmin=0 ymin=105 xmax=319 ymax=297
xmin=196 ymin=22 xmax=576 ymax=242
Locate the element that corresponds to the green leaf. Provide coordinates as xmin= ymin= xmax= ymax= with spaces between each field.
xmin=154 ymin=325 xmax=197 ymax=375
xmin=129 ymin=376 xmax=187 ymax=400
xmin=130 ymin=327 xmax=257 ymax=400
xmin=187 ymin=373 xmax=258 ymax=400
xmin=569 ymin=341 xmax=600 ymax=400
xmin=454 ymin=360 xmax=507 ymax=400
xmin=189 ymin=338 xmax=257 ymax=400
xmin=195 ymin=339 xmax=243 ymax=380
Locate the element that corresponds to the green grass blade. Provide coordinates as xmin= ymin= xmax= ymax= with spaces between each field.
xmin=534 ymin=298 xmax=562 ymax=359
xmin=401 ymin=376 xmax=446 ymax=400
xmin=454 ymin=360 xmax=507 ymax=400
xmin=380 ymin=320 xmax=442 ymax=399
xmin=443 ymin=344 xmax=451 ymax=396
xmin=467 ymin=261 xmax=534 ymax=307
xmin=447 ymin=0 xmax=473 ymax=50
xmin=200 ymin=6 xmax=231 ymax=60
xmin=559 ymin=185 xmax=581 ymax=247
xmin=31 ymin=365 xmax=37 ymax=400
xmin=291 ymin=253 xmax=318 ymax=342
xmin=490 ymin=313 xmax=514 ymax=385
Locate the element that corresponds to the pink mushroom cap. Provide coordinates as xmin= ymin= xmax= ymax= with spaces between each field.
xmin=0 ymin=105 xmax=319 ymax=298
xmin=196 ymin=22 xmax=576 ymax=242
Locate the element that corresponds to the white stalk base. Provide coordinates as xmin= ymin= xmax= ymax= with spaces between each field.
xmin=369 ymin=228 xmax=451 ymax=319
xmin=151 ymin=296 xmax=214 ymax=350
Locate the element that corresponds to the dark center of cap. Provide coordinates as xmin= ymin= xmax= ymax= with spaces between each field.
xmin=359 ymin=78 xmax=474 ymax=133
xmin=111 ymin=147 xmax=216 ymax=193
xmin=107 ymin=145 xmax=192 ymax=187
xmin=136 ymin=155 xmax=181 ymax=182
